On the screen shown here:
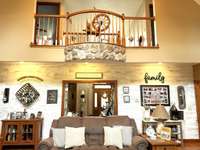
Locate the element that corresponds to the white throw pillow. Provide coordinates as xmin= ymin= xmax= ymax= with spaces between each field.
xmin=65 ymin=126 xmax=86 ymax=149
xmin=104 ymin=126 xmax=123 ymax=149
xmin=52 ymin=128 xmax=65 ymax=147
xmin=114 ymin=126 xmax=132 ymax=146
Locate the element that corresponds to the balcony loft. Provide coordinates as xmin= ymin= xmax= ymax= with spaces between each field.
xmin=31 ymin=8 xmax=159 ymax=61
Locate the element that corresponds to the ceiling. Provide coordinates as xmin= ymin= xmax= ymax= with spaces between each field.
xmin=37 ymin=0 xmax=153 ymax=16
xmin=63 ymin=0 xmax=146 ymax=16
xmin=194 ymin=0 xmax=200 ymax=5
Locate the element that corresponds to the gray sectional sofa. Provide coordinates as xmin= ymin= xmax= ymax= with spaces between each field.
xmin=38 ymin=116 xmax=148 ymax=150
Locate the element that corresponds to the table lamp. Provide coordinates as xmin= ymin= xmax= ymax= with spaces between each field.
xmin=152 ymin=104 xmax=170 ymax=137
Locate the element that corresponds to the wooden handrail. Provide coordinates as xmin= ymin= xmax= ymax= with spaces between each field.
xmin=67 ymin=8 xmax=123 ymax=19
xmin=124 ymin=16 xmax=155 ymax=20
xmin=34 ymin=14 xmax=155 ymax=21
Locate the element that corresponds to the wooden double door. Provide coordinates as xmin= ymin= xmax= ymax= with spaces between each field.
xmin=62 ymin=80 xmax=117 ymax=116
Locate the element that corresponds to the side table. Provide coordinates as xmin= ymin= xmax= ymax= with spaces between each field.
xmin=144 ymin=136 xmax=181 ymax=150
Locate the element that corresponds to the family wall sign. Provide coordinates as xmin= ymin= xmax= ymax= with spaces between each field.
xmin=144 ymin=72 xmax=165 ymax=84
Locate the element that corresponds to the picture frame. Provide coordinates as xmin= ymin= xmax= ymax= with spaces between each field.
xmin=47 ymin=90 xmax=58 ymax=104
xmin=10 ymin=112 xmax=16 ymax=120
xmin=36 ymin=111 xmax=42 ymax=118
xmin=123 ymin=86 xmax=129 ymax=94
xmin=160 ymin=127 xmax=171 ymax=141
xmin=140 ymin=85 xmax=170 ymax=106
xmin=123 ymin=95 xmax=130 ymax=103
xmin=30 ymin=113 xmax=35 ymax=119
xmin=16 ymin=112 xmax=22 ymax=119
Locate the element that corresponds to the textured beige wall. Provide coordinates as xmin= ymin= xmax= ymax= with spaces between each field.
xmin=0 ymin=62 xmax=194 ymax=84
xmin=0 ymin=62 xmax=198 ymax=139
xmin=0 ymin=0 xmax=200 ymax=62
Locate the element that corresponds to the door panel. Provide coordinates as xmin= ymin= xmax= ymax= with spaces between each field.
xmin=93 ymin=89 xmax=112 ymax=116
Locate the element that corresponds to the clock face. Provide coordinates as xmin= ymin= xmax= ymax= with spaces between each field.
xmin=16 ymin=83 xmax=40 ymax=107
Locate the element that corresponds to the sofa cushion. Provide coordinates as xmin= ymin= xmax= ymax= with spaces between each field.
xmin=85 ymin=128 xmax=103 ymax=134
xmin=130 ymin=119 xmax=138 ymax=136
xmin=52 ymin=128 xmax=65 ymax=147
xmin=65 ymin=127 xmax=86 ymax=149
xmin=106 ymin=116 xmax=131 ymax=126
xmin=104 ymin=126 xmax=123 ymax=149
xmin=83 ymin=117 xmax=106 ymax=128
xmin=85 ymin=128 xmax=104 ymax=145
xmin=57 ymin=117 xmax=82 ymax=128
xmin=114 ymin=126 xmax=132 ymax=146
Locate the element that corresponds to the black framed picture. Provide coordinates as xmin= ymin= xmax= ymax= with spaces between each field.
xmin=123 ymin=95 xmax=130 ymax=103
xmin=47 ymin=90 xmax=58 ymax=104
xmin=123 ymin=86 xmax=129 ymax=94
xmin=140 ymin=85 xmax=170 ymax=106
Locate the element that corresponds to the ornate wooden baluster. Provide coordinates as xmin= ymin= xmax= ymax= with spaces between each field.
xmin=90 ymin=13 xmax=92 ymax=41
xmin=122 ymin=14 xmax=126 ymax=47
xmin=128 ymin=19 xmax=130 ymax=46
xmin=59 ymin=17 xmax=62 ymax=46
xmin=94 ymin=13 xmax=97 ymax=42
xmin=55 ymin=18 xmax=59 ymax=45
xmin=133 ymin=20 xmax=136 ymax=46
xmin=71 ymin=17 xmax=73 ymax=45
xmin=37 ymin=17 xmax=41 ymax=45
xmin=115 ymin=16 xmax=118 ymax=45
xmin=80 ymin=14 xmax=83 ymax=43
xmin=76 ymin=16 xmax=78 ymax=44
xmin=111 ymin=15 xmax=114 ymax=44
xmin=47 ymin=17 xmax=50 ymax=45
xmin=42 ymin=17 xmax=45 ymax=45
xmin=66 ymin=12 xmax=69 ymax=46
xmin=104 ymin=14 xmax=106 ymax=43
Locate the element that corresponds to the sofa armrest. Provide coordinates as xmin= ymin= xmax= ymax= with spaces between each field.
xmin=37 ymin=137 xmax=54 ymax=150
xmin=132 ymin=135 xmax=148 ymax=150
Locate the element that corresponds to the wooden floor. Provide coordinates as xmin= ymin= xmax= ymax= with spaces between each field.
xmin=1 ymin=141 xmax=200 ymax=150
xmin=178 ymin=141 xmax=200 ymax=150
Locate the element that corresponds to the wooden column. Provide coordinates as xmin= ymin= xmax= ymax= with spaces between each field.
xmin=193 ymin=65 xmax=200 ymax=139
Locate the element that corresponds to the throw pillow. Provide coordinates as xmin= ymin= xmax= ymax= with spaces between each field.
xmin=104 ymin=126 xmax=123 ymax=149
xmin=65 ymin=126 xmax=86 ymax=149
xmin=114 ymin=126 xmax=132 ymax=146
xmin=52 ymin=128 xmax=65 ymax=147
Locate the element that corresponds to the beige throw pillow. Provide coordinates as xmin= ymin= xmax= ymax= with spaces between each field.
xmin=104 ymin=126 xmax=123 ymax=149
xmin=114 ymin=126 xmax=132 ymax=146
xmin=65 ymin=126 xmax=86 ymax=149
xmin=52 ymin=128 xmax=65 ymax=147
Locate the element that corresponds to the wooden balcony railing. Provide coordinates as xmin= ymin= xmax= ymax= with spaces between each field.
xmin=31 ymin=9 xmax=158 ymax=48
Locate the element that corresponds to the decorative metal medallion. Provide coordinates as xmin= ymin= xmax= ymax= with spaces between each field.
xmin=16 ymin=83 xmax=40 ymax=107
